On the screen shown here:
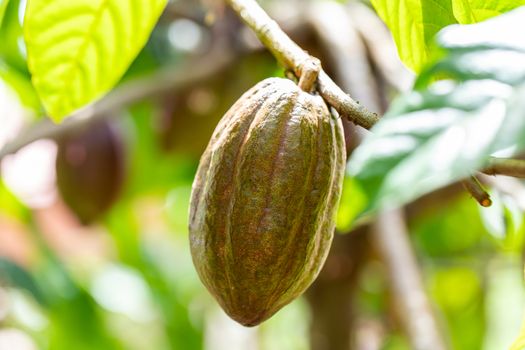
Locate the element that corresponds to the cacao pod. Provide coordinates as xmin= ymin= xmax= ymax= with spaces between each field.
xmin=56 ymin=120 xmax=125 ymax=225
xmin=189 ymin=77 xmax=346 ymax=326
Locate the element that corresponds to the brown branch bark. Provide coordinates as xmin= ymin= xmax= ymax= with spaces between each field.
xmin=306 ymin=4 xmax=447 ymax=347
xmin=482 ymin=157 xmax=525 ymax=178
xmin=462 ymin=176 xmax=492 ymax=207
xmin=306 ymin=1 xmax=383 ymax=118
xmin=225 ymin=0 xmax=380 ymax=129
xmin=0 ymin=1 xmax=380 ymax=161
xmin=372 ymin=209 xmax=448 ymax=350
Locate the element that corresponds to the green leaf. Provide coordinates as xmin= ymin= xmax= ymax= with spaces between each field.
xmin=478 ymin=191 xmax=525 ymax=251
xmin=335 ymin=176 xmax=367 ymax=232
xmin=0 ymin=0 xmax=28 ymax=73
xmin=429 ymin=266 xmax=485 ymax=350
xmin=370 ymin=0 xmax=457 ymax=72
xmin=452 ymin=0 xmax=525 ymax=24
xmin=348 ymin=7 xmax=525 ymax=214
xmin=23 ymin=0 xmax=167 ymax=122
xmin=0 ymin=180 xmax=29 ymax=221
xmin=0 ymin=60 xmax=41 ymax=110
xmin=370 ymin=0 xmax=525 ymax=72
xmin=0 ymin=0 xmax=9 ymax=27
xmin=412 ymin=196 xmax=486 ymax=257
xmin=0 ymin=258 xmax=46 ymax=305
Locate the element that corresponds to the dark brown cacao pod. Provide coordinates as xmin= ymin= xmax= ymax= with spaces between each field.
xmin=55 ymin=120 xmax=125 ymax=225
xmin=189 ymin=77 xmax=346 ymax=326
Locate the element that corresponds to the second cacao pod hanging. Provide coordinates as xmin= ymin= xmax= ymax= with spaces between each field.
xmin=56 ymin=120 xmax=125 ymax=225
xmin=189 ymin=77 xmax=346 ymax=326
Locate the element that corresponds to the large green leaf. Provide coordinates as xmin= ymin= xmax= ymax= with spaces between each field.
xmin=23 ymin=0 xmax=167 ymax=122
xmin=453 ymin=0 xmax=525 ymax=24
xmin=348 ymin=7 xmax=525 ymax=214
xmin=0 ymin=0 xmax=27 ymax=73
xmin=0 ymin=61 xmax=40 ymax=110
xmin=370 ymin=0 xmax=525 ymax=72
xmin=370 ymin=0 xmax=457 ymax=72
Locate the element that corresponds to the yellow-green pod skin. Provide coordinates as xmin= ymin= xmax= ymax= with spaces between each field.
xmin=189 ymin=77 xmax=346 ymax=326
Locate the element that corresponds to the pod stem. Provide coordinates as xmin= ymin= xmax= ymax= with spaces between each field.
xmin=298 ymin=58 xmax=321 ymax=92
xmin=225 ymin=0 xmax=380 ymax=129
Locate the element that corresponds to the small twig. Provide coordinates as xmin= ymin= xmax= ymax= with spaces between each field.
xmin=482 ymin=157 xmax=525 ymax=178
xmin=372 ymin=209 xmax=448 ymax=350
xmin=225 ymin=0 xmax=380 ymax=129
xmin=297 ymin=57 xmax=321 ymax=92
xmin=462 ymin=176 xmax=492 ymax=207
xmin=0 ymin=50 xmax=234 ymax=161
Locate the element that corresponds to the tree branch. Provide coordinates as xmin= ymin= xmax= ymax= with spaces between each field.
xmin=225 ymin=0 xmax=380 ymax=129
xmin=1 ymin=0 xmax=380 ymax=161
xmin=0 ymin=50 xmax=234 ymax=161
xmin=462 ymin=176 xmax=492 ymax=207
xmin=482 ymin=157 xmax=525 ymax=178
xmin=307 ymin=228 xmax=370 ymax=350
xmin=306 ymin=1 xmax=384 ymax=114
xmin=372 ymin=209 xmax=448 ymax=350
xmin=308 ymin=4 xmax=446 ymax=346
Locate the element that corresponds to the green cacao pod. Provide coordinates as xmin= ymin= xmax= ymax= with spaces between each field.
xmin=189 ymin=77 xmax=346 ymax=326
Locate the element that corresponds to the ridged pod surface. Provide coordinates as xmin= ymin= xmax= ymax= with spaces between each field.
xmin=189 ymin=77 xmax=346 ymax=326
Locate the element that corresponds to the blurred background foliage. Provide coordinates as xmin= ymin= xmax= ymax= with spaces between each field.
xmin=0 ymin=0 xmax=525 ymax=349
